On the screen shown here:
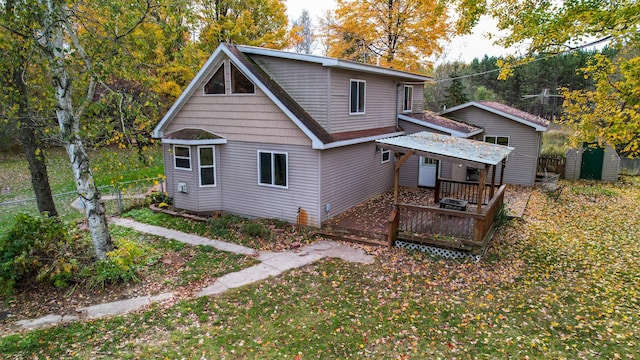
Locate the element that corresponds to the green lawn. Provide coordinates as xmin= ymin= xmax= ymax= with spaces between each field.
xmin=1 ymin=180 xmax=638 ymax=359
xmin=0 ymin=146 xmax=164 ymax=234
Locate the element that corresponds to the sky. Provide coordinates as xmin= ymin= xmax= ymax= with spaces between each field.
xmin=284 ymin=0 xmax=517 ymax=64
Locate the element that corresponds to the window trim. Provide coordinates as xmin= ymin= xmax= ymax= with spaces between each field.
xmin=349 ymin=79 xmax=366 ymax=115
xmin=198 ymin=146 xmax=216 ymax=187
xmin=483 ymin=135 xmax=510 ymax=146
xmin=381 ymin=149 xmax=391 ymax=164
xmin=403 ymin=85 xmax=413 ymax=112
xmin=203 ymin=63 xmax=227 ymax=96
xmin=230 ymin=63 xmax=256 ymax=95
xmin=173 ymin=145 xmax=192 ymax=171
xmin=257 ymin=150 xmax=289 ymax=189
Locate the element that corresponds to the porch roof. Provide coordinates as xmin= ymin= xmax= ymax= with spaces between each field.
xmin=376 ymin=131 xmax=513 ymax=168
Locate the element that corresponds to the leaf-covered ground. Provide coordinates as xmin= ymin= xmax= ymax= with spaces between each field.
xmin=1 ymin=180 xmax=638 ymax=359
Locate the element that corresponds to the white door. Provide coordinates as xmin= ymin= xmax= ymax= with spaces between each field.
xmin=418 ymin=157 xmax=437 ymax=187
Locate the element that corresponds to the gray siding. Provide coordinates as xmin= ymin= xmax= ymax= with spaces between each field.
xmin=397 ymin=120 xmax=450 ymax=187
xmin=565 ymin=149 xmax=582 ymax=180
xmin=165 ymin=57 xmax=311 ymax=147
xmin=320 ymin=142 xmax=395 ymax=222
xmin=218 ymin=141 xmax=321 ymax=227
xmin=602 ymin=145 xmax=620 ymax=182
xmin=397 ymin=84 xmax=425 ymax=114
xmin=251 ymin=55 xmax=330 ymax=129
xmin=163 ymin=144 xmax=223 ymax=212
xmin=329 ymin=69 xmax=398 ymax=133
xmin=448 ymin=107 xmax=542 ymax=186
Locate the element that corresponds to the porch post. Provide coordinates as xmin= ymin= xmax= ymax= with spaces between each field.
xmin=490 ymin=165 xmax=497 ymax=199
xmin=393 ymin=151 xmax=415 ymax=203
xmin=499 ymin=159 xmax=506 ymax=186
xmin=477 ymin=165 xmax=488 ymax=214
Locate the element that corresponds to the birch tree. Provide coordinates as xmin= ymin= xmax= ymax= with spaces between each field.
xmin=1 ymin=0 xmax=151 ymax=259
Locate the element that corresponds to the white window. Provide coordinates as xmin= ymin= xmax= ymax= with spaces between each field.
xmin=204 ymin=65 xmax=225 ymax=95
xmin=349 ymin=79 xmax=366 ymax=114
xmin=198 ymin=146 xmax=216 ymax=187
xmin=381 ymin=149 xmax=391 ymax=164
xmin=173 ymin=146 xmax=191 ymax=170
xmin=231 ymin=64 xmax=255 ymax=94
xmin=403 ymin=85 xmax=413 ymax=112
xmin=258 ymin=151 xmax=288 ymax=188
xmin=203 ymin=62 xmax=255 ymax=95
xmin=484 ymin=135 xmax=509 ymax=146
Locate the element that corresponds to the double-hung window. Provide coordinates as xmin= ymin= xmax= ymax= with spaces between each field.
xmin=174 ymin=146 xmax=191 ymax=170
xmin=198 ymin=146 xmax=216 ymax=186
xmin=258 ymin=151 xmax=288 ymax=188
xmin=484 ymin=136 xmax=509 ymax=146
xmin=403 ymin=85 xmax=413 ymax=112
xmin=350 ymin=79 xmax=366 ymax=114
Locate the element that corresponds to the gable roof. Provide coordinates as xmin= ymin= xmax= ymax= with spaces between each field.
xmin=440 ymin=101 xmax=550 ymax=132
xmin=236 ymin=45 xmax=432 ymax=82
xmin=398 ymin=111 xmax=483 ymax=138
xmin=153 ymin=44 xmax=414 ymax=149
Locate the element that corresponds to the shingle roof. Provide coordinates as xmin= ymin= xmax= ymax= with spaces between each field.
xmin=478 ymin=101 xmax=550 ymax=129
xmin=440 ymin=101 xmax=550 ymax=131
xmin=164 ymin=128 xmax=224 ymax=141
xmin=399 ymin=111 xmax=482 ymax=138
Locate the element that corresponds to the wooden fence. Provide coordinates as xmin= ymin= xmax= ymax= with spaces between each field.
xmin=538 ymin=156 xmax=565 ymax=175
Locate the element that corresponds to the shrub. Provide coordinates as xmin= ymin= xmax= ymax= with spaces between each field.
xmin=0 ymin=213 xmax=86 ymax=295
xmin=240 ymin=222 xmax=269 ymax=238
xmin=149 ymin=191 xmax=172 ymax=206
xmin=83 ymin=238 xmax=155 ymax=290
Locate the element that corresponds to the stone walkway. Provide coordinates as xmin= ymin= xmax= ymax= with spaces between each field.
xmin=13 ymin=218 xmax=373 ymax=331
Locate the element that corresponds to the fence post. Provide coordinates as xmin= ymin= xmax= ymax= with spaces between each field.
xmin=116 ymin=188 xmax=123 ymax=214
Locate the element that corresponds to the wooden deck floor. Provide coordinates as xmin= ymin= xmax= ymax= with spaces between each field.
xmin=321 ymin=186 xmax=530 ymax=242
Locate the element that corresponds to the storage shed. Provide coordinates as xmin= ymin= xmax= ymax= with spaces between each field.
xmin=565 ymin=143 xmax=620 ymax=182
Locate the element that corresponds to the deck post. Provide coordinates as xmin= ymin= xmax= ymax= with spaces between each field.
xmin=393 ymin=151 xmax=414 ymax=203
xmin=434 ymin=176 xmax=441 ymax=204
xmin=499 ymin=159 xmax=506 ymax=186
xmin=477 ymin=166 xmax=488 ymax=214
xmin=490 ymin=165 xmax=497 ymax=199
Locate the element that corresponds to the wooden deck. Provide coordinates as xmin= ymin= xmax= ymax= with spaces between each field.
xmin=321 ymin=183 xmax=527 ymax=253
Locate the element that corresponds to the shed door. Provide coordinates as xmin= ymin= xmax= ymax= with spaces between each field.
xmin=580 ymin=144 xmax=604 ymax=180
xmin=418 ymin=157 xmax=437 ymax=187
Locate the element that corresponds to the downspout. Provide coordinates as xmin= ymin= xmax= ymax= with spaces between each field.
xmin=395 ymin=82 xmax=401 ymax=128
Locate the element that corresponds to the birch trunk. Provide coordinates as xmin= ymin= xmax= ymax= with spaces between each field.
xmin=45 ymin=0 xmax=113 ymax=259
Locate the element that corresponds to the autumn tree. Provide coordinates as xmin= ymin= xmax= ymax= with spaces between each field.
xmin=291 ymin=9 xmax=314 ymax=54
xmin=472 ymin=0 xmax=640 ymax=156
xmin=0 ymin=0 xmax=152 ymax=259
xmin=321 ymin=0 xmax=450 ymax=71
xmin=0 ymin=3 xmax=58 ymax=217
xmin=194 ymin=0 xmax=289 ymax=54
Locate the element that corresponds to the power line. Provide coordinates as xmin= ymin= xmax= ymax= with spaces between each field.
xmin=435 ymin=36 xmax=615 ymax=83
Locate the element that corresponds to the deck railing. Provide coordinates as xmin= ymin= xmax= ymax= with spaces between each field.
xmin=389 ymin=185 xmax=506 ymax=254
xmin=435 ymin=179 xmax=499 ymax=205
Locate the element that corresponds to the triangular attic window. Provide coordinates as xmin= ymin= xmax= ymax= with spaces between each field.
xmin=204 ymin=65 xmax=225 ymax=94
xmin=231 ymin=64 xmax=255 ymax=94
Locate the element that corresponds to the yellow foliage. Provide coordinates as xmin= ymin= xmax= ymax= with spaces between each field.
xmin=322 ymin=0 xmax=450 ymax=71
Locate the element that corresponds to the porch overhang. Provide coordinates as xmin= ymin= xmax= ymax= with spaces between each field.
xmin=375 ymin=131 xmax=513 ymax=168
xmin=162 ymin=128 xmax=228 ymax=145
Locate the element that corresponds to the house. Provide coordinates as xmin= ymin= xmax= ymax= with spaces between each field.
xmin=439 ymin=101 xmax=550 ymax=186
xmin=152 ymin=43 xmax=435 ymax=228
